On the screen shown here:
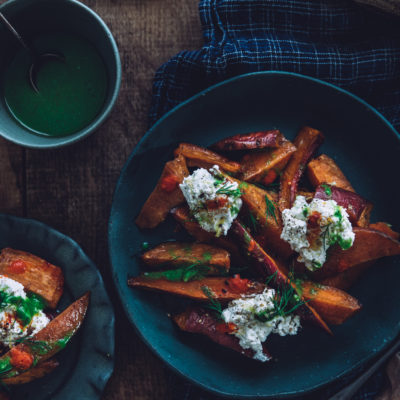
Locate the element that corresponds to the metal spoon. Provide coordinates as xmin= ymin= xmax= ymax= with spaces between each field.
xmin=0 ymin=12 xmax=64 ymax=93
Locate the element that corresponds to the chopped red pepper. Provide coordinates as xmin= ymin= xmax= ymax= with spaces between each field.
xmin=206 ymin=197 xmax=229 ymax=210
xmin=8 ymin=260 xmax=27 ymax=274
xmin=215 ymin=322 xmax=237 ymax=334
xmin=228 ymin=274 xmax=250 ymax=293
xmin=262 ymin=169 xmax=278 ymax=185
xmin=10 ymin=347 xmax=34 ymax=370
xmin=160 ymin=175 xmax=180 ymax=192
xmin=248 ymin=239 xmax=256 ymax=252
xmin=307 ymin=211 xmax=322 ymax=248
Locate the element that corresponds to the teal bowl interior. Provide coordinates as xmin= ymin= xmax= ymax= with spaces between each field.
xmin=0 ymin=0 xmax=121 ymax=148
xmin=109 ymin=72 xmax=400 ymax=398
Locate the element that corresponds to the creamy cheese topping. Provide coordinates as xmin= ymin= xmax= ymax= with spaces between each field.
xmin=179 ymin=165 xmax=242 ymax=237
xmin=281 ymin=196 xmax=355 ymax=271
xmin=222 ymin=289 xmax=301 ymax=362
xmin=0 ymin=275 xmax=50 ymax=347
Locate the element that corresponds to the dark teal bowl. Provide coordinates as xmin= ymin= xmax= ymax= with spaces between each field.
xmin=0 ymin=0 xmax=121 ymax=148
xmin=0 ymin=214 xmax=115 ymax=399
xmin=109 ymin=72 xmax=400 ymax=398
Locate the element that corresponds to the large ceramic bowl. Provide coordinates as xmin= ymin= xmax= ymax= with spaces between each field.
xmin=109 ymin=72 xmax=400 ymax=398
xmin=0 ymin=0 xmax=121 ymax=148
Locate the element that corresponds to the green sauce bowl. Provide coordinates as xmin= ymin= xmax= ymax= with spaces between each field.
xmin=0 ymin=0 xmax=121 ymax=148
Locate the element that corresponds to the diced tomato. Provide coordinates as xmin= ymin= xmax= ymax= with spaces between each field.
xmin=248 ymin=239 xmax=256 ymax=252
xmin=10 ymin=347 xmax=34 ymax=370
xmin=8 ymin=260 xmax=26 ymax=274
xmin=215 ymin=322 xmax=237 ymax=334
xmin=206 ymin=197 xmax=229 ymax=210
xmin=228 ymin=274 xmax=250 ymax=293
xmin=262 ymin=169 xmax=278 ymax=185
xmin=160 ymin=175 xmax=180 ymax=192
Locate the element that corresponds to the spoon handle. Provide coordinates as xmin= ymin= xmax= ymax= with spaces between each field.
xmin=0 ymin=12 xmax=33 ymax=56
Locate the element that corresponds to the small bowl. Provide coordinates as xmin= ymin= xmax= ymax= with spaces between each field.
xmin=0 ymin=0 xmax=121 ymax=149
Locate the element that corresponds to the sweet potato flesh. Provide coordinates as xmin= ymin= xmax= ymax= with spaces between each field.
xmin=279 ymin=126 xmax=324 ymax=212
xmin=174 ymin=143 xmax=240 ymax=173
xmin=211 ymin=130 xmax=282 ymax=151
xmin=314 ymin=184 xmax=372 ymax=227
xmin=128 ymin=276 xmax=264 ymax=302
xmin=141 ymin=242 xmax=230 ymax=272
xmin=174 ymin=308 xmax=271 ymax=360
xmin=307 ymin=154 xmax=355 ymax=192
xmin=311 ymin=227 xmax=400 ymax=280
xmin=0 ymin=248 xmax=64 ymax=309
xmin=136 ymin=155 xmax=189 ymax=229
xmin=240 ymin=139 xmax=296 ymax=183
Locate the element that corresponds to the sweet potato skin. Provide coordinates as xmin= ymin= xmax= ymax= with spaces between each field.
xmin=307 ymin=154 xmax=355 ymax=192
xmin=128 ymin=276 xmax=264 ymax=302
xmin=240 ymin=139 xmax=297 ymax=183
xmin=0 ymin=292 xmax=89 ymax=380
xmin=141 ymin=242 xmax=230 ymax=272
xmin=3 ymin=359 xmax=59 ymax=385
xmin=369 ymin=222 xmax=399 ymax=240
xmin=0 ymin=248 xmax=64 ymax=309
xmin=311 ymin=228 xmax=400 ymax=280
xmin=211 ymin=130 xmax=282 ymax=151
xmin=174 ymin=143 xmax=240 ymax=173
xmin=314 ymin=184 xmax=372 ymax=227
xmin=279 ymin=126 xmax=324 ymax=212
xmin=136 ymin=155 xmax=189 ymax=229
xmin=174 ymin=308 xmax=271 ymax=360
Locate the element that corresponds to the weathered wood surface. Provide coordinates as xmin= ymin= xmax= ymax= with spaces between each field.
xmin=0 ymin=0 xmax=205 ymax=398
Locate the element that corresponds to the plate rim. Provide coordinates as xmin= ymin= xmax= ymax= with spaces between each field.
xmin=0 ymin=212 xmax=115 ymax=399
xmin=108 ymin=71 xmax=400 ymax=399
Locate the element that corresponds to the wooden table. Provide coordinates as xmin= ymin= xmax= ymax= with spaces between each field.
xmin=0 ymin=0 xmax=209 ymax=398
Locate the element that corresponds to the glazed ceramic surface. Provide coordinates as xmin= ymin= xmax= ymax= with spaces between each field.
xmin=109 ymin=72 xmax=400 ymax=398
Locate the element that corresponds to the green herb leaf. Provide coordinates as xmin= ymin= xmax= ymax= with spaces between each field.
xmin=201 ymin=286 xmax=223 ymax=320
xmin=265 ymin=196 xmax=278 ymax=224
xmin=321 ymin=184 xmax=332 ymax=197
xmin=144 ymin=263 xmax=211 ymax=282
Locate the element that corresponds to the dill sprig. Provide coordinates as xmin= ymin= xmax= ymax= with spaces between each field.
xmin=201 ymin=285 xmax=223 ymax=320
xmin=216 ymin=183 xmax=242 ymax=198
xmin=265 ymin=195 xmax=278 ymax=224
xmin=144 ymin=263 xmax=211 ymax=282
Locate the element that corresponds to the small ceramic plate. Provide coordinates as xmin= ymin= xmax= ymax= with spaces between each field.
xmin=109 ymin=72 xmax=400 ymax=398
xmin=0 ymin=214 xmax=114 ymax=400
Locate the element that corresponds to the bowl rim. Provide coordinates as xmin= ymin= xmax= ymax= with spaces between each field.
xmin=0 ymin=0 xmax=122 ymax=149
xmin=108 ymin=70 xmax=400 ymax=399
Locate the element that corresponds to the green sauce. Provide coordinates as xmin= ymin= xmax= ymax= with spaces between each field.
xmin=3 ymin=32 xmax=108 ymax=137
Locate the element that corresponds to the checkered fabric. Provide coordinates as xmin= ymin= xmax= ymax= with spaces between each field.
xmin=150 ymin=1 xmax=399 ymax=398
xmin=149 ymin=0 xmax=400 ymax=132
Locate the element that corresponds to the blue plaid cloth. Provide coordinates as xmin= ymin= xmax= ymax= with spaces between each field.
xmin=149 ymin=0 xmax=400 ymax=132
xmin=150 ymin=1 xmax=399 ymax=398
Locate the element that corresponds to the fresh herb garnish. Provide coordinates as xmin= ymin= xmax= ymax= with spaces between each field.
xmin=144 ymin=263 xmax=211 ymax=282
xmin=201 ymin=286 xmax=223 ymax=320
xmin=302 ymin=207 xmax=309 ymax=218
xmin=321 ymin=184 xmax=332 ymax=197
xmin=265 ymin=195 xmax=278 ymax=224
xmin=141 ymin=242 xmax=150 ymax=251
xmin=230 ymin=205 xmax=240 ymax=216
xmin=216 ymin=183 xmax=242 ymax=198
xmin=311 ymin=260 xmax=322 ymax=269
xmin=202 ymin=252 xmax=212 ymax=262
xmin=248 ymin=212 xmax=258 ymax=232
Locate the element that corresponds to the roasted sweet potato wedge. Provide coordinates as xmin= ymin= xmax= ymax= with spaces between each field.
xmin=279 ymin=126 xmax=324 ymax=212
xmin=211 ymin=130 xmax=282 ymax=152
xmin=128 ymin=276 xmax=264 ymax=302
xmin=0 ymin=292 xmax=89 ymax=380
xmin=175 ymin=308 xmax=272 ymax=360
xmin=170 ymin=206 xmax=247 ymax=266
xmin=136 ymin=155 xmax=189 ymax=229
xmin=307 ymin=154 xmax=355 ymax=192
xmin=314 ymin=184 xmax=372 ymax=227
xmin=230 ymin=221 xmax=332 ymax=334
xmin=369 ymin=222 xmax=399 ymax=240
xmin=3 ymin=358 xmax=59 ymax=385
xmin=141 ymin=242 xmax=230 ymax=272
xmin=223 ymin=175 xmax=293 ymax=260
xmin=174 ymin=143 xmax=240 ymax=173
xmin=311 ymin=227 xmax=400 ymax=281
xmin=240 ymin=139 xmax=297 ymax=183
xmin=300 ymin=281 xmax=361 ymax=325
xmin=174 ymin=308 xmax=271 ymax=360
xmin=0 ymin=248 xmax=64 ymax=309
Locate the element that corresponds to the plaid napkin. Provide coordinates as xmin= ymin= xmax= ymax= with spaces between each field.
xmin=149 ymin=1 xmax=400 ymax=398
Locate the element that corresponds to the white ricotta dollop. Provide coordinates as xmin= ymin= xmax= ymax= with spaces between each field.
xmin=222 ymin=289 xmax=301 ymax=362
xmin=179 ymin=165 xmax=242 ymax=237
xmin=280 ymin=196 xmax=355 ymax=271
xmin=0 ymin=275 xmax=50 ymax=347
